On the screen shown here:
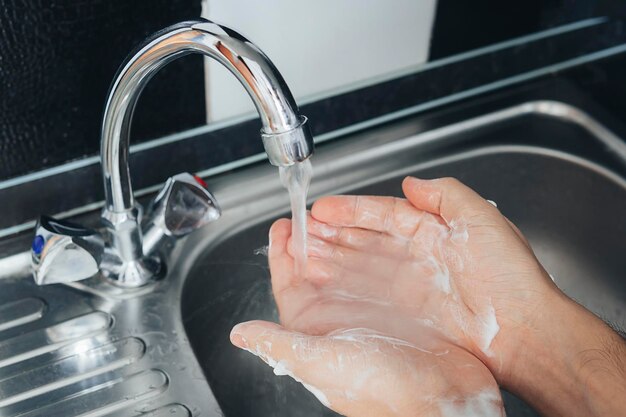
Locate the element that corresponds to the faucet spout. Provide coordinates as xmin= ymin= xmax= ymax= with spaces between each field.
xmin=99 ymin=19 xmax=313 ymax=286
xmin=102 ymin=19 xmax=313 ymax=214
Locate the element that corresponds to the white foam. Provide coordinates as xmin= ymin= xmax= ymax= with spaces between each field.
xmin=272 ymin=359 xmax=290 ymax=376
xmin=439 ymin=388 xmax=504 ymax=417
xmin=329 ymin=328 xmax=437 ymax=355
xmin=246 ymin=345 xmax=331 ymax=408
xmin=253 ymin=245 xmax=269 ymax=256
xmin=302 ymin=382 xmax=331 ymax=407
xmin=448 ymin=218 xmax=469 ymax=245
xmin=477 ymin=302 xmax=500 ymax=356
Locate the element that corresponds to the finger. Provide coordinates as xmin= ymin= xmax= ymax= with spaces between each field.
xmin=307 ymin=216 xmax=412 ymax=258
xmin=288 ymin=233 xmax=446 ymax=305
xmin=311 ymin=195 xmax=429 ymax=238
xmin=290 ymin=233 xmax=401 ymax=278
xmin=230 ymin=320 xmax=337 ymax=407
xmin=299 ymin=221 xmax=449 ymax=275
xmin=402 ymin=177 xmax=504 ymax=227
xmin=229 ymin=322 xmax=405 ymax=393
xmin=268 ymin=218 xmax=296 ymax=295
xmin=268 ymin=219 xmax=324 ymax=323
xmin=286 ymin=234 xmax=395 ymax=299
xmin=308 ymin=211 xmax=452 ymax=269
xmin=288 ymin=233 xmax=388 ymax=283
xmin=230 ymin=321 xmax=449 ymax=417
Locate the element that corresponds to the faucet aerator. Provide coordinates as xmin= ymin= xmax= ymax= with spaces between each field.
xmin=262 ymin=116 xmax=315 ymax=167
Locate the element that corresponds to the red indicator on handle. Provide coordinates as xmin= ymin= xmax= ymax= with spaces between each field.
xmin=193 ymin=175 xmax=208 ymax=189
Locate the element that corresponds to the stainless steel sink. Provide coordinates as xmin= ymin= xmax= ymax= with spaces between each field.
xmin=0 ymin=101 xmax=625 ymax=416
xmin=179 ymin=101 xmax=626 ymax=417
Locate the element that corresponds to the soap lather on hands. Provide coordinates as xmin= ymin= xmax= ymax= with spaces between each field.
xmin=231 ymin=176 xmax=520 ymax=417
xmin=230 ymin=176 xmax=626 ymax=417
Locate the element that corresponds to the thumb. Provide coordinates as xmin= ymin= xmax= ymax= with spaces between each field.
xmin=231 ymin=323 xmax=442 ymax=417
xmin=402 ymin=176 xmax=501 ymax=225
xmin=230 ymin=320 xmax=334 ymax=407
xmin=402 ymin=176 xmax=532 ymax=246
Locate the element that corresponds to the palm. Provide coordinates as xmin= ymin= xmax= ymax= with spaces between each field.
xmin=301 ymin=197 xmax=504 ymax=357
xmin=306 ymin=177 xmax=556 ymax=367
xmin=262 ymin=218 xmax=504 ymax=417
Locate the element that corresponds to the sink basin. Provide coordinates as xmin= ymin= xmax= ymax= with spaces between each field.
xmin=180 ymin=101 xmax=626 ymax=416
xmin=0 ymin=101 xmax=624 ymax=416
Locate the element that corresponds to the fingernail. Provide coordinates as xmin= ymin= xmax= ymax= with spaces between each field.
xmin=405 ymin=177 xmax=440 ymax=202
xmin=230 ymin=324 xmax=248 ymax=348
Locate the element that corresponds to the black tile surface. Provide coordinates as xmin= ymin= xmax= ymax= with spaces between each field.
xmin=0 ymin=0 xmax=205 ymax=179
xmin=430 ymin=0 xmax=626 ymax=60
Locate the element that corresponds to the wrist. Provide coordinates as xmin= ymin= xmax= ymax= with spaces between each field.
xmin=574 ymin=323 xmax=626 ymax=416
xmin=479 ymin=271 xmax=561 ymax=384
xmin=495 ymin=288 xmax=626 ymax=416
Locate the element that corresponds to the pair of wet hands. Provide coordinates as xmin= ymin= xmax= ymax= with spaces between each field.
xmin=230 ymin=177 xmax=556 ymax=417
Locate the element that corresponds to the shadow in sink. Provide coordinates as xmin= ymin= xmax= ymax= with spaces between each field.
xmin=181 ymin=106 xmax=626 ymax=416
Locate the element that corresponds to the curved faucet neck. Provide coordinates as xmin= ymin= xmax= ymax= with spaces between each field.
xmin=101 ymin=19 xmax=309 ymax=213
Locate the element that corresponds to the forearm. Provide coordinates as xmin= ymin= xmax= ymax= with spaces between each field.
xmin=504 ymin=290 xmax=626 ymax=417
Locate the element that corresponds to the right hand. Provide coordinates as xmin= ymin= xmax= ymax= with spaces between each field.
xmin=307 ymin=176 xmax=626 ymax=416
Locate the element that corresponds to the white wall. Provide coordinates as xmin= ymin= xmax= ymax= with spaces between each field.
xmin=202 ymin=0 xmax=436 ymax=122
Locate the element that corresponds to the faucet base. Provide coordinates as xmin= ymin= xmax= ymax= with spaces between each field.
xmin=100 ymin=253 xmax=162 ymax=288
xmin=100 ymin=206 xmax=162 ymax=287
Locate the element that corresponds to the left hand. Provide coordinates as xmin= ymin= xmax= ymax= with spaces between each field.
xmin=230 ymin=218 xmax=504 ymax=417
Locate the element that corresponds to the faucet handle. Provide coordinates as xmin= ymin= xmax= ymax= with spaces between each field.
xmin=142 ymin=173 xmax=221 ymax=255
xmin=31 ymin=216 xmax=105 ymax=285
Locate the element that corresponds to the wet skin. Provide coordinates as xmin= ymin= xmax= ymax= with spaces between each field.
xmin=231 ymin=177 xmax=626 ymax=417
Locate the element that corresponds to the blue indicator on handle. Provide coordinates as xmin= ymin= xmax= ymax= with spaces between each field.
xmin=32 ymin=235 xmax=45 ymax=255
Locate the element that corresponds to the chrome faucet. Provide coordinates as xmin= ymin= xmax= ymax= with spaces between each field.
xmin=32 ymin=20 xmax=314 ymax=288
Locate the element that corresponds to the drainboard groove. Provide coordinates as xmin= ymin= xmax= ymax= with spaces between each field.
xmin=0 ymin=312 xmax=112 ymax=368
xmin=0 ymin=337 xmax=145 ymax=408
xmin=0 ymin=298 xmax=46 ymax=333
xmin=114 ymin=404 xmax=190 ymax=417
xmin=0 ymin=369 xmax=169 ymax=417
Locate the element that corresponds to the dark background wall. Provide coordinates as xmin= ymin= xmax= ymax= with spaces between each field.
xmin=0 ymin=0 xmax=204 ymax=180
xmin=0 ymin=1 xmax=624 ymax=183
xmin=430 ymin=0 xmax=626 ymax=59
